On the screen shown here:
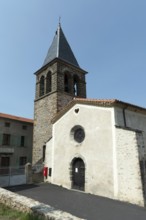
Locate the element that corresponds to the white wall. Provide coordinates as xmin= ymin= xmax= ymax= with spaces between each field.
xmin=115 ymin=127 xmax=144 ymax=206
xmin=46 ymin=104 xmax=115 ymax=199
xmin=45 ymin=104 xmax=146 ymax=206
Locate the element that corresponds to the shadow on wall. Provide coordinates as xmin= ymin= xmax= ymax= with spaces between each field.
xmin=25 ymin=163 xmax=44 ymax=184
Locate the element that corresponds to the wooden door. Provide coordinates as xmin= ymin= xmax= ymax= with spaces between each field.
xmin=72 ymin=158 xmax=85 ymax=191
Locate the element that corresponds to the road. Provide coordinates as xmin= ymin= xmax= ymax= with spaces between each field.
xmin=6 ymin=183 xmax=146 ymax=220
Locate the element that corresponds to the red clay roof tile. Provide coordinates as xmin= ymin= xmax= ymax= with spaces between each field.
xmin=52 ymin=98 xmax=146 ymax=124
xmin=0 ymin=112 xmax=33 ymax=124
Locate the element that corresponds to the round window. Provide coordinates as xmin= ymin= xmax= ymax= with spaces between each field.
xmin=71 ymin=126 xmax=85 ymax=143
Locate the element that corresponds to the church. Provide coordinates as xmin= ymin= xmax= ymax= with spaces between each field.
xmin=32 ymin=23 xmax=146 ymax=207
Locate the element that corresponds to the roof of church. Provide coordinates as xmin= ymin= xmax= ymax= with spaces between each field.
xmin=52 ymin=98 xmax=146 ymax=123
xmin=43 ymin=23 xmax=79 ymax=68
xmin=0 ymin=112 xmax=33 ymax=124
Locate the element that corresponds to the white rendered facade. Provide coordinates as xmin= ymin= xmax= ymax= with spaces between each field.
xmin=44 ymin=101 xmax=146 ymax=207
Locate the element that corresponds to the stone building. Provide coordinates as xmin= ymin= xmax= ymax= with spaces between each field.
xmin=33 ymin=23 xmax=146 ymax=206
xmin=0 ymin=113 xmax=33 ymax=169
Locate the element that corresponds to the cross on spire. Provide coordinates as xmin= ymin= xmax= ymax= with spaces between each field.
xmin=43 ymin=22 xmax=79 ymax=67
xmin=59 ymin=16 xmax=61 ymax=25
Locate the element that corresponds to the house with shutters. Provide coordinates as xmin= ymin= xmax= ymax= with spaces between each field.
xmin=0 ymin=113 xmax=33 ymax=170
xmin=32 ymin=23 xmax=146 ymax=207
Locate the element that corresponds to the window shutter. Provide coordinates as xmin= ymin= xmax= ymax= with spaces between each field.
xmin=11 ymin=135 xmax=21 ymax=147
xmin=25 ymin=136 xmax=28 ymax=147
xmin=17 ymin=136 xmax=21 ymax=146
xmin=0 ymin=133 xmax=3 ymax=145
xmin=11 ymin=135 xmax=16 ymax=146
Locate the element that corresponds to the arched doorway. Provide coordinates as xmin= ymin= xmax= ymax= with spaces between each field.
xmin=71 ymin=158 xmax=85 ymax=191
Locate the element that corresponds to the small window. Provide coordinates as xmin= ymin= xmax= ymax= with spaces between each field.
xmin=39 ymin=75 xmax=45 ymax=96
xmin=49 ymin=168 xmax=52 ymax=177
xmin=70 ymin=125 xmax=85 ymax=143
xmin=46 ymin=71 xmax=52 ymax=93
xmin=64 ymin=74 xmax=69 ymax=92
xmin=1 ymin=157 xmax=10 ymax=167
xmin=74 ymin=128 xmax=85 ymax=143
xmin=19 ymin=157 xmax=27 ymax=166
xmin=20 ymin=136 xmax=25 ymax=147
xmin=2 ymin=134 xmax=11 ymax=145
xmin=22 ymin=125 xmax=27 ymax=130
xmin=43 ymin=145 xmax=46 ymax=162
xmin=5 ymin=122 xmax=10 ymax=127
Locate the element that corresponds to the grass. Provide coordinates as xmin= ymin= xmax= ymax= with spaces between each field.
xmin=0 ymin=203 xmax=44 ymax=220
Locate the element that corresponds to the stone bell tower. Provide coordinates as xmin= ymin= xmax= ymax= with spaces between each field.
xmin=33 ymin=23 xmax=87 ymax=165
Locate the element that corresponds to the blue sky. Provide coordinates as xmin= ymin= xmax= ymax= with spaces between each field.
xmin=0 ymin=0 xmax=146 ymax=119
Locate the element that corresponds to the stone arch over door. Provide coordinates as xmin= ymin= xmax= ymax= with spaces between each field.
xmin=71 ymin=157 xmax=85 ymax=191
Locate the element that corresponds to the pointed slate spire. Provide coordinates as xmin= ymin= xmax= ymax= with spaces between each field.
xmin=43 ymin=23 xmax=79 ymax=67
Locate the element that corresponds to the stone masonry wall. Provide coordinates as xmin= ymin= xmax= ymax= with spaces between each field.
xmin=0 ymin=187 xmax=84 ymax=220
xmin=33 ymin=92 xmax=73 ymax=165
xmin=57 ymin=92 xmax=73 ymax=112
xmin=116 ymin=127 xmax=144 ymax=206
xmin=33 ymin=93 xmax=57 ymax=165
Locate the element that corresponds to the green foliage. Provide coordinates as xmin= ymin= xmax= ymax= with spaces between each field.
xmin=0 ymin=204 xmax=44 ymax=220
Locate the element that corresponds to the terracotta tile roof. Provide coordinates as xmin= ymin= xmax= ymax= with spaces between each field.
xmin=73 ymin=98 xmax=146 ymax=110
xmin=0 ymin=112 xmax=33 ymax=124
xmin=52 ymin=98 xmax=146 ymax=124
xmin=73 ymin=98 xmax=117 ymax=105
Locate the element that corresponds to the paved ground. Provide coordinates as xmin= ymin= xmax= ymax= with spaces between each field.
xmin=5 ymin=183 xmax=146 ymax=220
